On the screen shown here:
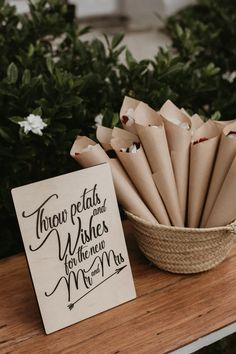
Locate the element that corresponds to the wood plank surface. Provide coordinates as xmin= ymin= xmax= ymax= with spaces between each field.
xmin=1 ymin=221 xmax=236 ymax=354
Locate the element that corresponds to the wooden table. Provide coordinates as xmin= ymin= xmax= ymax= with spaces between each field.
xmin=1 ymin=221 xmax=236 ymax=354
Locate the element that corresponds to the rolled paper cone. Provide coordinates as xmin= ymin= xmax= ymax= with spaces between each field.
xmin=70 ymin=136 xmax=110 ymax=167
xmin=162 ymin=119 xmax=191 ymax=224
xmin=134 ymin=103 xmax=183 ymax=226
xmin=70 ymin=136 xmax=157 ymax=223
xmin=96 ymin=126 xmax=113 ymax=151
xmin=111 ymin=137 xmax=171 ymax=225
xmin=112 ymin=126 xmax=139 ymax=143
xmin=109 ymin=159 xmax=157 ymax=224
xmin=120 ymin=96 xmax=140 ymax=135
xmin=181 ymin=108 xmax=191 ymax=118
xmin=160 ymin=99 xmax=192 ymax=223
xmin=212 ymin=119 xmax=235 ymax=130
xmin=187 ymin=122 xmax=220 ymax=228
xmin=205 ymin=155 xmax=236 ymax=228
xmin=190 ymin=114 xmax=204 ymax=133
xmin=200 ymin=121 xmax=236 ymax=227
xmin=160 ymin=99 xmax=191 ymax=125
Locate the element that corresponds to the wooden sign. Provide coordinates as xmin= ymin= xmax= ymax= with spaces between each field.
xmin=12 ymin=163 xmax=136 ymax=334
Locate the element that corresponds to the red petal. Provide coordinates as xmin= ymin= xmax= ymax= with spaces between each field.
xmin=121 ymin=115 xmax=129 ymax=124
xmin=193 ymin=137 xmax=209 ymax=145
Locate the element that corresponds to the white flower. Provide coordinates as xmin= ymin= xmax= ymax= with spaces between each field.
xmin=18 ymin=114 xmax=47 ymax=136
xmin=94 ymin=114 xmax=103 ymax=127
xmin=222 ymin=71 xmax=236 ymax=83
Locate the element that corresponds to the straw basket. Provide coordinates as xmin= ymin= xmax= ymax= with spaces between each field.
xmin=126 ymin=211 xmax=236 ymax=274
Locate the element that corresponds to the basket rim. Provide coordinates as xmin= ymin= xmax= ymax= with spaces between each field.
xmin=125 ymin=211 xmax=236 ymax=234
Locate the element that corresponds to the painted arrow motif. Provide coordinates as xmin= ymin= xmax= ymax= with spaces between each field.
xmin=67 ymin=264 xmax=127 ymax=310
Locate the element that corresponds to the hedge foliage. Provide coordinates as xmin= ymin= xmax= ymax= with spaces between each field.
xmin=0 ymin=0 xmax=235 ymax=258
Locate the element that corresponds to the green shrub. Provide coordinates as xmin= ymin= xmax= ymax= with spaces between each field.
xmin=0 ymin=0 xmax=124 ymax=257
xmin=167 ymin=0 xmax=236 ymax=119
xmin=0 ymin=0 xmax=235 ymax=258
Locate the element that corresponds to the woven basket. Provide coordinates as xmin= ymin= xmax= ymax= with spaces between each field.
xmin=126 ymin=211 xmax=236 ymax=274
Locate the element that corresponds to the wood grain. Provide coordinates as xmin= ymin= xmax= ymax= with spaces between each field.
xmin=1 ymin=221 xmax=236 ymax=354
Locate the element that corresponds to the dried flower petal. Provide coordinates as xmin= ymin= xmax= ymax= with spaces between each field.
xmin=120 ymin=142 xmax=140 ymax=153
xmin=121 ymin=108 xmax=135 ymax=126
xmin=193 ymin=137 xmax=209 ymax=145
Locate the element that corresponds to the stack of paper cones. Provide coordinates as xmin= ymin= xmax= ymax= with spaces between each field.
xmin=70 ymin=96 xmax=236 ymax=229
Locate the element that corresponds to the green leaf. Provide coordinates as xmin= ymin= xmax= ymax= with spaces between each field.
xmin=46 ymin=57 xmax=54 ymax=75
xmin=9 ymin=116 xmax=23 ymax=124
xmin=22 ymin=69 xmax=31 ymax=85
xmin=111 ymin=113 xmax=119 ymax=127
xmin=32 ymin=107 xmax=42 ymax=115
xmin=61 ymin=96 xmax=82 ymax=108
xmin=111 ymin=33 xmax=124 ymax=49
xmin=7 ymin=63 xmax=18 ymax=84
xmin=79 ymin=26 xmax=91 ymax=35
xmin=211 ymin=111 xmax=221 ymax=121
xmin=28 ymin=43 xmax=34 ymax=57
xmin=176 ymin=24 xmax=184 ymax=37
xmin=125 ymin=49 xmax=136 ymax=67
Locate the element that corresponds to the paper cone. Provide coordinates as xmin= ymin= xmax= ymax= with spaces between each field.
xmin=160 ymin=100 xmax=192 ymax=224
xmin=96 ymin=126 xmax=113 ymax=151
xmin=200 ymin=121 xmax=236 ymax=227
xmin=70 ymin=136 xmax=110 ymax=167
xmin=109 ymin=159 xmax=157 ymax=224
xmin=187 ymin=122 xmax=220 ymax=228
xmin=111 ymin=137 xmax=171 ymax=225
xmin=190 ymin=114 xmax=204 ymax=132
xmin=134 ymin=102 xmax=183 ymax=226
xmin=160 ymin=99 xmax=191 ymax=124
xmin=181 ymin=108 xmax=191 ymax=118
xmin=212 ymin=119 xmax=235 ymax=130
xmin=205 ymin=155 xmax=236 ymax=227
xmin=112 ymin=127 xmax=139 ymax=143
xmin=70 ymin=136 xmax=157 ymax=223
xmin=120 ymin=96 xmax=140 ymax=135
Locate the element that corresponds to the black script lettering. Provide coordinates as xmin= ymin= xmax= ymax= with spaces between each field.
xmin=70 ymin=184 xmax=101 ymax=224
xmin=22 ymin=194 xmax=59 ymax=239
xmin=93 ymin=198 xmax=107 ymax=216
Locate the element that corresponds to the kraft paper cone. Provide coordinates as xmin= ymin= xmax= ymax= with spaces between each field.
xmin=96 ymin=126 xmax=113 ymax=151
xmin=120 ymin=96 xmax=140 ymax=135
xmin=112 ymin=127 xmax=139 ymax=143
xmin=187 ymin=122 xmax=220 ymax=228
xmin=181 ymin=108 xmax=191 ymax=118
xmin=205 ymin=155 xmax=236 ymax=228
xmin=70 ymin=136 xmax=157 ymax=223
xmin=134 ymin=102 xmax=183 ymax=226
xmin=200 ymin=121 xmax=236 ymax=227
xmin=160 ymin=100 xmax=192 ymax=223
xmin=111 ymin=138 xmax=171 ymax=225
xmin=190 ymin=114 xmax=204 ymax=132
xmin=70 ymin=136 xmax=110 ymax=167
xmin=160 ymin=99 xmax=191 ymax=125
xmin=109 ymin=159 xmax=157 ymax=224
xmin=212 ymin=119 xmax=235 ymax=130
